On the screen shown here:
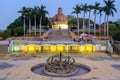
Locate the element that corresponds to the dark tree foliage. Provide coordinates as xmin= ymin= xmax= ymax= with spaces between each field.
xmin=7 ymin=16 xmax=23 ymax=29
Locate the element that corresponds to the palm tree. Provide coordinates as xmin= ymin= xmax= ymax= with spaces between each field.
xmin=103 ymin=7 xmax=107 ymax=36
xmin=93 ymin=2 xmax=100 ymax=36
xmin=27 ymin=8 xmax=32 ymax=36
xmin=104 ymin=0 xmax=117 ymax=36
xmin=37 ymin=5 xmax=48 ymax=36
xmin=98 ymin=7 xmax=103 ymax=36
xmin=82 ymin=3 xmax=88 ymax=33
xmin=72 ymin=4 xmax=81 ymax=35
xmin=32 ymin=6 xmax=38 ymax=36
xmin=87 ymin=5 xmax=93 ymax=34
xmin=18 ymin=7 xmax=28 ymax=36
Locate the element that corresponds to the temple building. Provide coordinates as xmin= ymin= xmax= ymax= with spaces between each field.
xmin=50 ymin=8 xmax=68 ymax=29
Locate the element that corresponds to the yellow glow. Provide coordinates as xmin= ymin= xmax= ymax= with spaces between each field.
xmin=55 ymin=44 xmax=67 ymax=52
xmin=68 ymin=45 xmax=80 ymax=53
xmin=81 ymin=46 xmax=86 ymax=53
xmin=85 ymin=45 xmax=93 ymax=53
xmin=72 ymin=46 xmax=79 ymax=50
xmin=53 ymin=24 xmax=68 ymax=29
xmin=60 ymin=24 xmax=68 ymax=29
xmin=20 ymin=44 xmax=96 ymax=53
xmin=27 ymin=45 xmax=39 ymax=54
xmin=80 ymin=45 xmax=95 ymax=53
xmin=58 ymin=46 xmax=63 ymax=51
xmin=39 ymin=46 xmax=41 ymax=52
xmin=21 ymin=45 xmax=39 ymax=54
xmin=52 ymin=46 xmax=56 ymax=51
xmin=21 ymin=46 xmax=27 ymax=53
xmin=41 ymin=44 xmax=53 ymax=52
xmin=28 ymin=46 xmax=34 ymax=51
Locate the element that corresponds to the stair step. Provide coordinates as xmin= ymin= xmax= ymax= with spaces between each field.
xmin=48 ymin=29 xmax=72 ymax=41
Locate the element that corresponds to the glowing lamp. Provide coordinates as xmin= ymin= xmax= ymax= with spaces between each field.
xmin=27 ymin=45 xmax=39 ymax=54
xmin=81 ymin=46 xmax=86 ymax=53
xmin=72 ymin=46 xmax=77 ymax=50
xmin=86 ymin=45 xmax=93 ymax=53
xmin=21 ymin=46 xmax=27 ymax=53
xmin=57 ymin=46 xmax=63 ymax=51
xmin=60 ymin=24 xmax=68 ymax=29
xmin=68 ymin=45 xmax=80 ymax=53
xmin=41 ymin=45 xmax=53 ymax=52
xmin=43 ymin=46 xmax=49 ymax=50
xmin=54 ymin=44 xmax=67 ymax=53
xmin=28 ymin=46 xmax=35 ymax=51
xmin=13 ymin=46 xmax=20 ymax=52
xmin=21 ymin=45 xmax=39 ymax=54
xmin=52 ymin=46 xmax=56 ymax=52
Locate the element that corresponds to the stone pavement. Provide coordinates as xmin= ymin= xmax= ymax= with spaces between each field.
xmin=0 ymin=55 xmax=120 ymax=80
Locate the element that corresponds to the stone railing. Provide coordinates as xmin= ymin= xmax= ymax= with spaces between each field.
xmin=42 ymin=31 xmax=49 ymax=39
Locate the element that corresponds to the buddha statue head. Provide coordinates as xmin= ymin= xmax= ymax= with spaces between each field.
xmin=58 ymin=7 xmax=62 ymax=15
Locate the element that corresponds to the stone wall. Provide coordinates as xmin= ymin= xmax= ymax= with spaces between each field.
xmin=0 ymin=45 xmax=8 ymax=54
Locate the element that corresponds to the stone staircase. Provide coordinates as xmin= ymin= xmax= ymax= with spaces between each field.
xmin=47 ymin=29 xmax=72 ymax=41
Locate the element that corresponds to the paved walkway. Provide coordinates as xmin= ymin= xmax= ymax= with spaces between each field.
xmin=0 ymin=55 xmax=120 ymax=80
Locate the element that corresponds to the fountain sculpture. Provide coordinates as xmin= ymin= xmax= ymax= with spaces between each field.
xmin=31 ymin=52 xmax=91 ymax=77
xmin=44 ymin=52 xmax=78 ymax=76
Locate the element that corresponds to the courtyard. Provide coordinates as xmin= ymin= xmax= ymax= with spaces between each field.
xmin=0 ymin=0 xmax=120 ymax=80
xmin=0 ymin=53 xmax=120 ymax=80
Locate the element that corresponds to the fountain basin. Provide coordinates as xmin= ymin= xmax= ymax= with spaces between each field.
xmin=31 ymin=63 xmax=91 ymax=77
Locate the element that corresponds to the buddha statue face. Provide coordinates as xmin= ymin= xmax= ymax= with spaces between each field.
xmin=58 ymin=7 xmax=62 ymax=15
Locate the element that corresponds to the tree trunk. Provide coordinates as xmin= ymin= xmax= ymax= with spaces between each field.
xmin=88 ymin=11 xmax=91 ymax=34
xmin=39 ymin=17 xmax=42 ymax=36
xmin=99 ymin=14 xmax=102 ymax=36
xmin=29 ymin=17 xmax=31 ymax=36
xmin=23 ymin=15 xmax=26 ymax=36
xmin=77 ymin=14 xmax=79 ymax=35
xmin=94 ymin=12 xmax=96 ymax=36
xmin=83 ymin=12 xmax=85 ymax=33
xmin=104 ymin=13 xmax=106 ymax=36
xmin=107 ymin=15 xmax=109 ymax=36
xmin=34 ymin=15 xmax=36 ymax=36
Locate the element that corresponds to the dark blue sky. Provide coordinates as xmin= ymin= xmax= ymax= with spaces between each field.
xmin=0 ymin=0 xmax=119 ymax=30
